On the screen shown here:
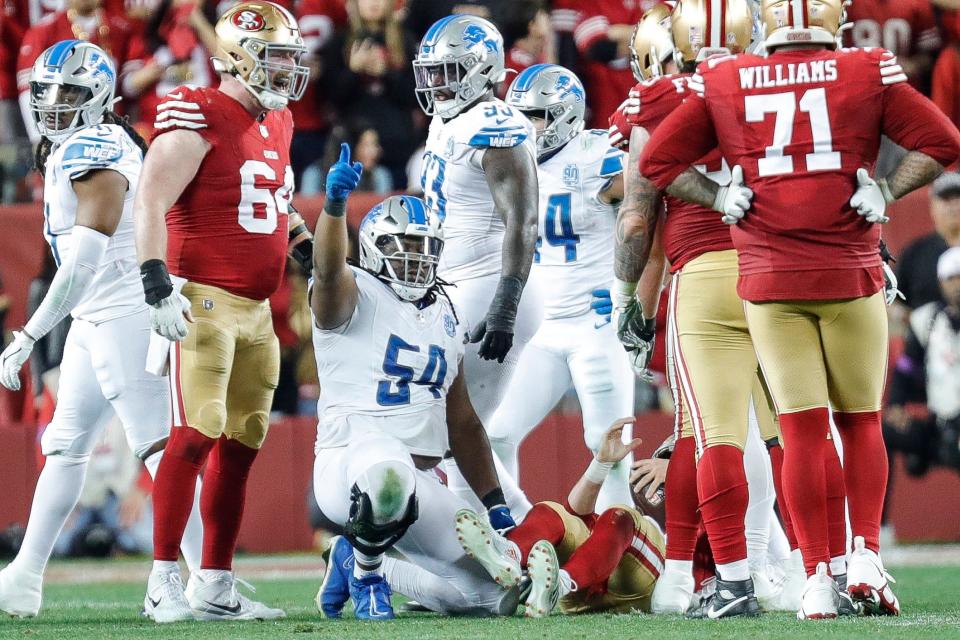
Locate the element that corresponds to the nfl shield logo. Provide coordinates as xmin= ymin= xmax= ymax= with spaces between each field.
xmin=444 ymin=136 xmax=456 ymax=159
xmin=563 ymin=164 xmax=580 ymax=187
xmin=443 ymin=314 xmax=456 ymax=337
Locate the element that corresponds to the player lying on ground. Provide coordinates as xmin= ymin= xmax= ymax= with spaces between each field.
xmin=0 ymin=40 xmax=203 ymax=618
xmin=457 ymin=418 xmax=665 ymax=617
xmin=310 ymin=147 xmax=524 ymax=621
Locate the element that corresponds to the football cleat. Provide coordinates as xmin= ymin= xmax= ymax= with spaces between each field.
xmin=833 ymin=573 xmax=860 ymax=616
xmin=797 ymin=562 xmax=840 ymax=620
xmin=846 ymin=536 xmax=900 ymax=616
xmin=0 ymin=566 xmax=42 ymax=618
xmin=316 ymin=535 xmax=353 ymax=618
xmin=144 ymin=565 xmax=194 ymax=623
xmin=187 ymin=570 xmax=285 ymax=621
xmin=524 ymin=540 xmax=573 ymax=618
xmin=752 ymin=568 xmax=787 ymax=612
xmin=693 ymin=576 xmax=761 ymax=619
xmin=651 ymin=564 xmax=696 ymax=614
xmin=350 ymin=574 xmax=395 ymax=621
xmin=455 ymin=509 xmax=522 ymax=587
xmin=775 ymin=550 xmax=807 ymax=612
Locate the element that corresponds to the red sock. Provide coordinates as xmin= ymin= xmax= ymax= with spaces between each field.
xmin=563 ymin=507 xmax=635 ymax=589
xmin=824 ymin=441 xmax=847 ymax=560
xmin=200 ymin=437 xmax=260 ymax=570
xmin=665 ymin=436 xmax=699 ymax=561
xmin=766 ymin=441 xmax=798 ymax=550
xmin=153 ymin=426 xmax=216 ymax=561
xmin=506 ymin=502 xmax=567 ymax=566
xmin=833 ymin=411 xmax=886 ymax=552
xmin=696 ymin=444 xmax=749 ymax=567
xmin=779 ymin=408 xmax=831 ymax=575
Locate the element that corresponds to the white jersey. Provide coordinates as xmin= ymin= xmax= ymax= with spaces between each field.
xmin=421 ymin=99 xmax=537 ymax=282
xmin=312 ymin=268 xmax=466 ymax=457
xmin=529 ymin=129 xmax=624 ymax=320
xmin=43 ymin=123 xmax=144 ymax=323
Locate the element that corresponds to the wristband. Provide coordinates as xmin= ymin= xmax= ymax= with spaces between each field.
xmin=140 ymin=259 xmax=173 ymax=306
xmin=486 ymin=275 xmax=523 ymax=332
xmin=612 ymin=277 xmax=637 ymax=307
xmin=584 ymin=458 xmax=614 ymax=484
xmin=480 ymin=488 xmax=507 ymax=511
xmin=877 ymin=178 xmax=895 ymax=204
xmin=324 ymin=198 xmax=347 ymax=218
xmin=712 ymin=184 xmax=729 ymax=213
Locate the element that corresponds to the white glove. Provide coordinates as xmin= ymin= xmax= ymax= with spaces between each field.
xmin=1 ymin=331 xmax=35 ymax=391
xmin=882 ymin=262 xmax=905 ymax=306
xmin=713 ymin=165 xmax=753 ymax=225
xmin=850 ymin=168 xmax=893 ymax=224
xmin=150 ymin=292 xmax=193 ymax=342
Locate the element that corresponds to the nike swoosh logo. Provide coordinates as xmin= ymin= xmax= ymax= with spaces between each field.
xmin=706 ymin=595 xmax=748 ymax=619
xmin=205 ymin=600 xmax=242 ymax=614
xmin=594 ymin=318 xmax=611 ymax=329
xmin=148 ymin=596 xmax=161 ymax=608
xmin=495 ymin=117 xmax=509 ymax=125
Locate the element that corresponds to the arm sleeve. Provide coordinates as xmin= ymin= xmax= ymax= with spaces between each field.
xmin=24 ymin=226 xmax=109 ymax=341
xmin=639 ymin=92 xmax=718 ymax=190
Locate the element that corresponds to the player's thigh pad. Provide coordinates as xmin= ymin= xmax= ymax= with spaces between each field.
xmin=744 ymin=300 xmax=831 ymax=414
xmin=817 ymin=292 xmax=888 ymax=412
xmin=669 ymin=251 xmax=755 ymax=452
xmin=224 ymin=298 xmax=279 ymax=449
xmin=174 ymin=283 xmax=241 ymax=439
xmin=92 ymin=311 xmax=171 ymax=457
xmin=539 ymin=501 xmax=592 ymax=564
xmin=40 ymin=321 xmax=112 ymax=460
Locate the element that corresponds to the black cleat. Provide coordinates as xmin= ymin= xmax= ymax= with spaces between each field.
xmin=690 ymin=577 xmax=761 ymax=619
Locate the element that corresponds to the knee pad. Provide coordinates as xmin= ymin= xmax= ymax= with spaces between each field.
xmin=40 ymin=427 xmax=93 ymax=463
xmin=344 ymin=462 xmax=418 ymax=555
xmin=195 ymin=399 xmax=228 ymax=437
xmin=231 ymin=410 xmax=270 ymax=449
xmin=43 ymin=450 xmax=91 ymax=466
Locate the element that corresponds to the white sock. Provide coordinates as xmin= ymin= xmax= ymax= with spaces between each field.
xmin=144 ymin=450 xmax=203 ymax=573
xmin=152 ymin=560 xmax=179 ymax=574
xmin=353 ymin=550 xmax=384 ymax=579
xmin=766 ymin=512 xmax=792 ymax=566
xmin=716 ymin=559 xmax=750 ymax=582
xmin=492 ymin=451 xmax=532 ymax=521
xmin=830 ymin=555 xmax=847 ymax=577
xmin=10 ymin=455 xmax=87 ymax=579
xmin=558 ymin=568 xmax=576 ymax=596
xmin=443 ymin=458 xmax=483 ymax=512
xmin=381 ymin=556 xmax=469 ymax=614
xmin=743 ymin=421 xmax=774 ymax=574
xmin=665 ymin=559 xmax=693 ymax=575
xmin=489 ymin=437 xmax=520 ymax=480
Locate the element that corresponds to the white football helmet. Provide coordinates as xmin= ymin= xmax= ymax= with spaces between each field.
xmin=413 ymin=15 xmax=506 ymax=120
xmin=358 ymin=196 xmax=444 ymax=302
xmin=29 ymin=39 xmax=115 ymax=142
xmin=505 ymin=64 xmax=585 ymax=159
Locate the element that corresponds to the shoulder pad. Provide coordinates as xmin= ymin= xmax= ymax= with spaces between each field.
xmin=154 ymin=86 xmax=209 ymax=133
xmin=60 ymin=125 xmax=131 ymax=180
xmin=458 ymin=100 xmax=532 ymax=149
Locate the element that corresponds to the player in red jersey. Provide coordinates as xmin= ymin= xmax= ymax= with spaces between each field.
xmin=641 ymin=0 xmax=960 ymax=620
xmin=133 ymin=1 xmax=312 ymax=623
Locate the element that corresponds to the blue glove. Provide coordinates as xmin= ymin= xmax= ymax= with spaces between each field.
xmin=487 ymin=505 xmax=516 ymax=534
xmin=591 ymin=288 xmax=613 ymax=324
xmin=325 ymin=142 xmax=363 ymax=203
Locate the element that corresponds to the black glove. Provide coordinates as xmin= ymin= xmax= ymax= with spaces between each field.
xmin=469 ymin=275 xmax=523 ymax=363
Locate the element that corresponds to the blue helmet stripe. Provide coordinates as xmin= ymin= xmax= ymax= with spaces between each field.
xmin=512 ymin=63 xmax=555 ymax=92
xmin=403 ymin=196 xmax=428 ymax=224
xmin=423 ymin=15 xmax=458 ymax=46
xmin=45 ymin=39 xmax=80 ymax=69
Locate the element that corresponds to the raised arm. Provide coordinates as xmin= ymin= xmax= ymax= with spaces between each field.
xmin=567 ymin=418 xmax=641 ymax=515
xmin=310 ymin=143 xmax=364 ymax=329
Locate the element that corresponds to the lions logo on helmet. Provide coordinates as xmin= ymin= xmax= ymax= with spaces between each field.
xmin=358 ymin=196 xmax=445 ymax=302
xmin=463 ymin=24 xmax=498 ymax=53
xmin=505 ymin=64 xmax=586 ymax=159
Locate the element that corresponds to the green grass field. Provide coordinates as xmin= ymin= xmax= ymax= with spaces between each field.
xmin=0 ymin=563 xmax=958 ymax=640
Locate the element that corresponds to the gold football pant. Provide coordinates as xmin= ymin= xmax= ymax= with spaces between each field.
xmin=666 ymin=250 xmax=778 ymax=452
xmin=169 ymin=282 xmax=280 ymax=449
xmin=744 ymin=292 xmax=888 ymax=414
xmin=539 ymin=501 xmax=665 ymax=614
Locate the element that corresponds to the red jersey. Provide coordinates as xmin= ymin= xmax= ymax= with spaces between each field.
xmin=609 ymin=75 xmax=734 ymax=272
xmin=288 ymin=0 xmax=346 ymax=132
xmin=641 ymin=48 xmax=960 ymax=303
xmin=155 ymin=86 xmax=295 ymax=301
xmin=844 ymin=0 xmax=941 ymax=58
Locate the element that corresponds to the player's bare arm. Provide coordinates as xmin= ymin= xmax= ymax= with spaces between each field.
xmin=665 ymin=166 xmax=720 ymax=210
xmin=886 ymin=151 xmax=948 ymax=200
xmin=73 ymin=169 xmax=128 ymax=235
xmin=310 ymin=144 xmax=364 ymax=329
xmin=567 ymin=417 xmax=640 ymax=516
xmin=470 ymin=144 xmax=539 ymax=362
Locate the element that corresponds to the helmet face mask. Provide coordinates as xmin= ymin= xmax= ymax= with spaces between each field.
xmin=214 ymin=2 xmax=310 ymax=110
xmin=505 ymin=64 xmax=585 ymax=159
xmin=413 ymin=15 xmax=505 ymax=120
xmin=29 ymin=40 xmax=115 ymax=143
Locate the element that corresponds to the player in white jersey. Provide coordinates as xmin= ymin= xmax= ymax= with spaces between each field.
xmin=0 ymin=40 xmax=202 ymax=620
xmin=485 ymin=65 xmax=638 ymax=509
xmin=309 ymin=145 xmax=524 ymax=621
xmin=413 ymin=16 xmax=542 ymax=513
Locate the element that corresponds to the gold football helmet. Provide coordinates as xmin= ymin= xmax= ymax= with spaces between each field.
xmin=630 ymin=3 xmax=675 ymax=81
xmin=213 ymin=1 xmax=309 ymax=110
xmin=671 ymin=0 xmax=753 ymax=66
xmin=760 ymin=0 xmax=846 ymax=50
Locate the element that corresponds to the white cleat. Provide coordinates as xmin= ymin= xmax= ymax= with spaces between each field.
xmin=774 ymin=550 xmax=806 ymax=612
xmin=186 ymin=570 xmax=285 ymax=621
xmin=847 ymin=536 xmax=900 ymax=616
xmin=524 ymin=540 xmax=573 ymax=618
xmin=797 ymin=562 xmax=839 ymax=620
xmin=455 ymin=509 xmax=522 ymax=587
xmin=752 ymin=568 xmax=785 ymax=612
xmin=651 ymin=565 xmax=695 ymax=614
xmin=0 ymin=566 xmax=42 ymax=618
xmin=144 ymin=566 xmax=194 ymax=623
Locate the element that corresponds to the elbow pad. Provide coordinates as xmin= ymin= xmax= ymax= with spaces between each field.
xmin=288 ymin=205 xmax=314 ymax=273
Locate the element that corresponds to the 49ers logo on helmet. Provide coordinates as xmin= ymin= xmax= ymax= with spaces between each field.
xmin=231 ymin=9 xmax=265 ymax=31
